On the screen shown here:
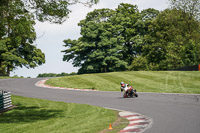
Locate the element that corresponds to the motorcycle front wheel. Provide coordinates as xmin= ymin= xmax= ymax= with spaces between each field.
xmin=134 ymin=93 xmax=138 ymax=97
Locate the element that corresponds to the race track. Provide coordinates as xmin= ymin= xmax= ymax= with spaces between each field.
xmin=1 ymin=78 xmax=200 ymax=133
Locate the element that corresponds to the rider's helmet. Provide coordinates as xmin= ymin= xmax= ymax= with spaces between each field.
xmin=120 ymin=82 xmax=125 ymax=87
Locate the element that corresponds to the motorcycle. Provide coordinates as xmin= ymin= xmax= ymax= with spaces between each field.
xmin=121 ymin=84 xmax=138 ymax=98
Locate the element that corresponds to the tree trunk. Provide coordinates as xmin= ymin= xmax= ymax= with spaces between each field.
xmin=6 ymin=65 xmax=10 ymax=76
xmin=104 ymin=66 xmax=107 ymax=72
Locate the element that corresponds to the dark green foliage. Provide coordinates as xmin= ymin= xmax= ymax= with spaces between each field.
xmin=0 ymin=0 xmax=45 ymax=75
xmin=129 ymin=56 xmax=148 ymax=71
xmin=63 ymin=7 xmax=129 ymax=74
xmin=37 ymin=72 xmax=77 ymax=78
xmin=0 ymin=0 xmax=99 ymax=76
xmin=142 ymin=9 xmax=200 ymax=70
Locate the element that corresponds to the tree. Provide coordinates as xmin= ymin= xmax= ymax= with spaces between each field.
xmin=114 ymin=3 xmax=140 ymax=65
xmin=20 ymin=0 xmax=99 ymax=24
xmin=169 ymin=0 xmax=200 ymax=21
xmin=129 ymin=56 xmax=148 ymax=71
xmin=0 ymin=0 xmax=45 ymax=75
xmin=142 ymin=9 xmax=200 ymax=70
xmin=128 ymin=8 xmax=160 ymax=70
xmin=0 ymin=0 xmax=99 ymax=76
xmin=114 ymin=5 xmax=160 ymax=66
xmin=62 ymin=3 xmax=161 ymax=73
xmin=63 ymin=8 xmax=128 ymax=73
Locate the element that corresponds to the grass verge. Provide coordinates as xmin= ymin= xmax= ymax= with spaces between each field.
xmin=45 ymin=71 xmax=200 ymax=94
xmin=0 ymin=76 xmax=23 ymax=79
xmin=0 ymin=95 xmax=121 ymax=133
xmin=99 ymin=113 xmax=129 ymax=133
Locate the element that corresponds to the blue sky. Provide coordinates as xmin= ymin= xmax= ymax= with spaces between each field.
xmin=10 ymin=0 xmax=169 ymax=78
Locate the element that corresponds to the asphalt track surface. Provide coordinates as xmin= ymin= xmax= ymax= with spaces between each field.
xmin=1 ymin=78 xmax=200 ymax=133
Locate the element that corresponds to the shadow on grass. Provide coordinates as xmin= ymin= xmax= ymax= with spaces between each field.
xmin=0 ymin=106 xmax=64 ymax=123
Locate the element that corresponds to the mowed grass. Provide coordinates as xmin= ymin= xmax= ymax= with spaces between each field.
xmin=46 ymin=71 xmax=200 ymax=94
xmin=0 ymin=76 xmax=22 ymax=79
xmin=0 ymin=95 xmax=117 ymax=133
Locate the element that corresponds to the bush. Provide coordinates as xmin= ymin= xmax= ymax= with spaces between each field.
xmin=129 ymin=56 xmax=148 ymax=71
xmin=37 ymin=72 xmax=77 ymax=78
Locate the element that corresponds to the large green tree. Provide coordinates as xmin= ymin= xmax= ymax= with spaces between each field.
xmin=0 ymin=0 xmax=45 ymax=75
xmin=0 ymin=0 xmax=99 ymax=76
xmin=62 ymin=3 xmax=161 ymax=73
xmin=63 ymin=8 xmax=127 ymax=73
xmin=142 ymin=9 xmax=200 ymax=70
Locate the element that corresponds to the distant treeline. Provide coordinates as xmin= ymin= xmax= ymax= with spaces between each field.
xmin=37 ymin=72 xmax=77 ymax=78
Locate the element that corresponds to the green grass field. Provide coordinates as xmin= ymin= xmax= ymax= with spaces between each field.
xmin=0 ymin=95 xmax=120 ymax=133
xmin=46 ymin=71 xmax=200 ymax=94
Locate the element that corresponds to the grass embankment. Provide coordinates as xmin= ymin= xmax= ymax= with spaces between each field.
xmin=46 ymin=71 xmax=200 ymax=94
xmin=0 ymin=76 xmax=23 ymax=79
xmin=0 ymin=95 xmax=125 ymax=133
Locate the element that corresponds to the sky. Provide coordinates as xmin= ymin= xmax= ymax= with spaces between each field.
xmin=10 ymin=0 xmax=169 ymax=78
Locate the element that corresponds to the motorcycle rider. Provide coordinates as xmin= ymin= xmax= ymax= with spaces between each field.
xmin=120 ymin=82 xmax=132 ymax=91
xmin=120 ymin=82 xmax=130 ymax=96
xmin=120 ymin=82 xmax=137 ymax=97
xmin=120 ymin=82 xmax=125 ymax=92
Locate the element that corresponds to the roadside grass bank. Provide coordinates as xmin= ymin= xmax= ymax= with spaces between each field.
xmin=0 ymin=76 xmax=23 ymax=79
xmin=0 ymin=77 xmax=9 ymax=79
xmin=45 ymin=71 xmax=200 ymax=94
xmin=0 ymin=95 xmax=122 ymax=133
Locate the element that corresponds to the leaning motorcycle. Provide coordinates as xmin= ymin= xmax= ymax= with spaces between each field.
xmin=122 ymin=85 xmax=138 ymax=98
